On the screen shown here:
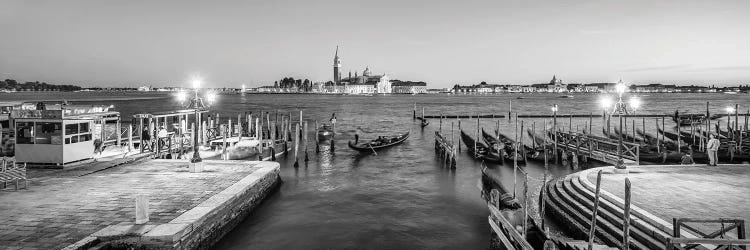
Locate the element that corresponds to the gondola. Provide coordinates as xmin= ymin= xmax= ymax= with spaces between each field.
xmin=460 ymin=130 xmax=503 ymax=163
xmin=348 ymin=132 xmax=409 ymax=152
xmin=672 ymin=111 xmax=721 ymax=126
xmin=484 ymin=129 xmax=524 ymax=163
xmin=318 ymin=124 xmax=334 ymax=141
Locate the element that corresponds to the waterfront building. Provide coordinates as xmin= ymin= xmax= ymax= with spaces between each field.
xmin=520 ymin=86 xmax=536 ymax=93
xmin=583 ymin=85 xmax=599 ymax=92
xmin=507 ymin=85 xmax=523 ymax=93
xmin=328 ymin=47 xmax=392 ymax=94
xmin=544 ymin=75 xmax=568 ymax=92
xmin=137 ymin=86 xmax=151 ymax=91
xmin=391 ymin=81 xmax=427 ymax=94
xmin=586 ymin=82 xmax=618 ymax=93
xmin=566 ymin=83 xmax=584 ymax=92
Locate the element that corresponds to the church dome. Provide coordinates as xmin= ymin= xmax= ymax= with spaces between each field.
xmin=363 ymin=66 xmax=371 ymax=76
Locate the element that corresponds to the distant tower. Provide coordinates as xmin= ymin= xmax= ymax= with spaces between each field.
xmin=333 ymin=46 xmax=341 ymax=84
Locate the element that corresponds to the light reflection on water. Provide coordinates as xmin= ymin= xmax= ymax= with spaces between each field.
xmin=3 ymin=92 xmax=746 ymax=249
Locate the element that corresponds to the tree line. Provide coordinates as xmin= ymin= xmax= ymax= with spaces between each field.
xmin=1 ymin=79 xmax=82 ymax=91
xmin=273 ymin=77 xmax=313 ymax=92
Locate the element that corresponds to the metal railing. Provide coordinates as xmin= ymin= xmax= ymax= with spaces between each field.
xmin=666 ymin=218 xmax=747 ymax=250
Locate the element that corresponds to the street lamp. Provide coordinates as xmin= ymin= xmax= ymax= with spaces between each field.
xmin=726 ymin=106 xmax=735 ymax=131
xmin=629 ymin=97 xmax=641 ymax=116
xmin=600 ymin=79 xmax=639 ymax=170
xmin=177 ymin=77 xmax=217 ymax=169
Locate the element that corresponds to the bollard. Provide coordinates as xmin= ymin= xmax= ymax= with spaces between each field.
xmin=135 ymin=195 xmax=149 ymax=224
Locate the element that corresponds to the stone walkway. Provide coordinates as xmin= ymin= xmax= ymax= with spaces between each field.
xmin=587 ymin=164 xmax=750 ymax=239
xmin=0 ymin=159 xmax=265 ymax=249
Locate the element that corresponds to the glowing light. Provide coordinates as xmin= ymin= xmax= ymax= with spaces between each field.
xmin=175 ymin=91 xmax=187 ymax=102
xmin=629 ymin=97 xmax=641 ymax=110
xmin=726 ymin=106 xmax=735 ymax=114
xmin=615 ymin=82 xmax=627 ymax=94
xmin=600 ymin=96 xmax=613 ymax=109
xmin=205 ymin=92 xmax=217 ymax=103
xmin=551 ymin=104 xmax=558 ymax=112
xmin=192 ymin=78 xmax=202 ymax=89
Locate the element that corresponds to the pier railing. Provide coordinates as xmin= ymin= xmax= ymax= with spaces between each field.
xmin=1 ymin=157 xmax=27 ymax=190
xmin=487 ymin=204 xmax=534 ymax=250
xmin=666 ymin=218 xmax=748 ymax=250
xmin=206 ymin=127 xmax=221 ymax=141
xmin=102 ymin=123 xmax=141 ymax=147
xmin=555 ymin=131 xmax=640 ymax=164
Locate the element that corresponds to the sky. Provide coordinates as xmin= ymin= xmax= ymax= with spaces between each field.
xmin=1 ymin=0 xmax=749 ymax=88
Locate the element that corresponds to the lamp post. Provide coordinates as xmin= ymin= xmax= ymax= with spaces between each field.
xmin=177 ymin=78 xmax=217 ymax=170
xmin=601 ymin=79 xmax=640 ymax=169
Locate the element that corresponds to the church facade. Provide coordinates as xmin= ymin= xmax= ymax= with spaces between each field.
xmin=330 ymin=47 xmax=391 ymax=94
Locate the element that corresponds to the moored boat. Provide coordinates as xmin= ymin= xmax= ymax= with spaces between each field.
xmin=348 ymin=132 xmax=409 ymax=152
xmin=317 ymin=124 xmax=334 ymax=141
xmin=460 ymin=130 xmax=503 ymax=163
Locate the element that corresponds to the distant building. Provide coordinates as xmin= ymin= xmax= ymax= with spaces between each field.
xmin=137 ymin=86 xmax=151 ymax=91
xmin=333 ymin=46 xmax=342 ymax=85
xmin=328 ymin=47 xmax=393 ymax=94
xmin=391 ymin=80 xmax=427 ymax=94
xmin=586 ymin=82 xmax=617 ymax=93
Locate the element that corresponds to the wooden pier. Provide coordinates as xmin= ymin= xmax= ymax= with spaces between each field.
xmin=552 ymin=130 xmax=640 ymax=165
xmin=434 ymin=131 xmax=456 ymax=168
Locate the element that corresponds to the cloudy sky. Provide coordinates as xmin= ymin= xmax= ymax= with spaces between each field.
xmin=1 ymin=0 xmax=749 ymax=88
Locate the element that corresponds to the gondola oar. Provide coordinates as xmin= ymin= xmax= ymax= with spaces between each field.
xmin=369 ymin=144 xmax=378 ymax=155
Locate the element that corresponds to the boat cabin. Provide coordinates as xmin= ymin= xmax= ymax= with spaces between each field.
xmin=12 ymin=103 xmax=120 ymax=166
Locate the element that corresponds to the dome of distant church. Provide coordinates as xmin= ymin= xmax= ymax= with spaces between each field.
xmin=363 ymin=66 xmax=371 ymax=77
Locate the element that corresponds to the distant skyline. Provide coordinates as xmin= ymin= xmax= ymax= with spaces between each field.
xmin=1 ymin=0 xmax=749 ymax=88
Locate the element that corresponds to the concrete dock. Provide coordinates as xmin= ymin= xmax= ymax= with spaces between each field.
xmin=545 ymin=164 xmax=749 ymax=249
xmin=0 ymin=159 xmax=280 ymax=249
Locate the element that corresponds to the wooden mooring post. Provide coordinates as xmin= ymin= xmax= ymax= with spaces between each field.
xmin=294 ymin=123 xmax=300 ymax=168
xmin=315 ymin=120 xmax=320 ymax=153
xmin=623 ymin=178 xmax=632 ymax=250
xmin=588 ymin=170 xmax=603 ymax=250
xmin=304 ymin=121 xmax=309 ymax=162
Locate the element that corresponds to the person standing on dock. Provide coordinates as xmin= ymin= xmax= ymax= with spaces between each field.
xmin=707 ymin=133 xmax=720 ymax=166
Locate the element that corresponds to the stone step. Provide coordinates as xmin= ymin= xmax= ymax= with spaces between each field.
xmin=569 ymin=173 xmax=673 ymax=247
xmin=551 ymin=179 xmax=651 ymax=250
xmin=560 ymin=175 xmax=665 ymax=250
xmin=545 ymin=179 xmax=623 ymax=248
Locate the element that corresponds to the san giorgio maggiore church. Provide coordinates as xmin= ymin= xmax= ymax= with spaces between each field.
xmin=324 ymin=47 xmax=393 ymax=94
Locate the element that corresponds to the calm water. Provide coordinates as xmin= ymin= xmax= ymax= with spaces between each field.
xmin=2 ymin=92 xmax=747 ymax=249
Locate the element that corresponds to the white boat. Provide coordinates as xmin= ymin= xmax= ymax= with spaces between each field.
xmin=224 ymin=139 xmax=262 ymax=160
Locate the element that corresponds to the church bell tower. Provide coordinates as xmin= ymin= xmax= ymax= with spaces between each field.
xmin=333 ymin=46 xmax=341 ymax=84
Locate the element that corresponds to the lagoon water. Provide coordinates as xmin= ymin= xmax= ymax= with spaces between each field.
xmin=2 ymin=92 xmax=746 ymax=249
